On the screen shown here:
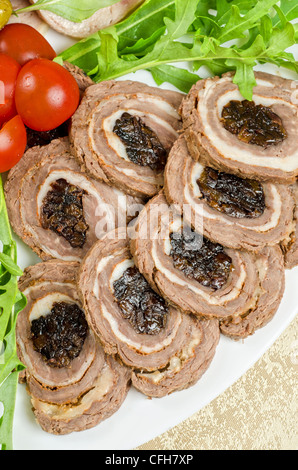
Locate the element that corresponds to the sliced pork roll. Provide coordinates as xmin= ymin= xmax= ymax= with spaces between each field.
xmin=131 ymin=316 xmax=219 ymax=398
xmin=78 ymin=227 xmax=219 ymax=396
xmin=164 ymin=136 xmax=295 ymax=252
xmin=28 ymin=0 xmax=144 ymax=38
xmin=63 ymin=61 xmax=94 ymax=96
xmin=17 ymin=260 xmax=131 ymax=435
xmin=282 ymin=183 xmax=298 ymax=269
xmin=130 ymin=192 xmax=285 ymax=339
xmin=5 ymin=138 xmax=143 ymax=262
xmin=181 ymin=72 xmax=298 ymax=184
xmin=70 ymin=80 xmax=183 ymax=198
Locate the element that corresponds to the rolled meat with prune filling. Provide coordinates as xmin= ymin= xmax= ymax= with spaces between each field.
xmin=164 ymin=136 xmax=295 ymax=252
xmin=77 ymin=227 xmax=219 ymax=396
xmin=130 ymin=192 xmax=285 ymax=340
xmin=281 ymin=183 xmax=298 ymax=269
xmin=5 ymin=138 xmax=143 ymax=262
xmin=131 ymin=316 xmax=219 ymax=398
xmin=181 ymin=72 xmax=298 ymax=184
xmin=17 ymin=260 xmax=131 ymax=435
xmin=70 ymin=80 xmax=183 ymax=198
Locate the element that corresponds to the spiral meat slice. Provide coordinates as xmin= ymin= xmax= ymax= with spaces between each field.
xmin=130 ymin=192 xmax=285 ymax=340
xmin=28 ymin=0 xmax=144 ymax=38
xmin=181 ymin=72 xmax=298 ymax=184
xmin=282 ymin=183 xmax=298 ymax=269
xmin=164 ymin=136 xmax=295 ymax=252
xmin=17 ymin=260 xmax=131 ymax=435
xmin=77 ymin=227 xmax=219 ymax=396
xmin=5 ymin=138 xmax=143 ymax=262
xmin=131 ymin=316 xmax=219 ymax=398
xmin=70 ymin=80 xmax=183 ymax=198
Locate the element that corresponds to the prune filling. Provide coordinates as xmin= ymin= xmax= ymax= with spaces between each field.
xmin=221 ymin=100 xmax=287 ymax=147
xmin=41 ymin=178 xmax=89 ymax=249
xmin=113 ymin=112 xmax=167 ymax=171
xmin=25 ymin=122 xmax=69 ymax=150
xmin=197 ymin=167 xmax=266 ymax=218
xmin=113 ymin=265 xmax=168 ymax=335
xmin=31 ymin=302 xmax=88 ymax=368
xmin=170 ymin=228 xmax=233 ymax=290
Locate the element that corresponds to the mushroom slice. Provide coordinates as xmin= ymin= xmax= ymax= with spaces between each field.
xmin=9 ymin=0 xmax=47 ymax=32
xmin=28 ymin=0 xmax=144 ymax=38
xmin=181 ymin=72 xmax=298 ymax=184
xmin=17 ymin=260 xmax=131 ymax=435
xmin=77 ymin=227 xmax=219 ymax=385
xmin=130 ymin=192 xmax=285 ymax=340
xmin=164 ymin=136 xmax=295 ymax=252
xmin=5 ymin=138 xmax=143 ymax=262
xmin=70 ymin=80 xmax=183 ymax=198
xmin=131 ymin=316 xmax=219 ymax=398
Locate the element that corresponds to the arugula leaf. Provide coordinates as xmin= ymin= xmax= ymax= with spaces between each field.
xmin=150 ymin=64 xmax=200 ymax=93
xmin=60 ymin=0 xmax=175 ymax=70
xmin=14 ymin=0 xmax=121 ymax=23
xmin=0 ymin=371 xmax=19 ymax=451
xmin=58 ymin=0 xmax=298 ymax=99
xmin=91 ymin=0 xmax=297 ymax=100
xmin=0 ymin=175 xmax=26 ymax=451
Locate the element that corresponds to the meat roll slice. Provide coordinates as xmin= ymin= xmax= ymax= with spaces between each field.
xmin=17 ymin=260 xmax=131 ymax=435
xmin=78 ymin=227 xmax=220 ymax=396
xmin=131 ymin=316 xmax=219 ymax=398
xmin=70 ymin=80 xmax=183 ymax=198
xmin=130 ymin=192 xmax=285 ymax=340
xmin=164 ymin=137 xmax=295 ymax=252
xmin=181 ymin=72 xmax=298 ymax=184
xmin=28 ymin=0 xmax=144 ymax=38
xmin=281 ymin=183 xmax=298 ymax=269
xmin=63 ymin=61 xmax=94 ymax=96
xmin=5 ymin=138 xmax=143 ymax=262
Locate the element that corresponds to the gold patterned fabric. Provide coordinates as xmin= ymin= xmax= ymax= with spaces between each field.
xmin=137 ymin=315 xmax=298 ymax=450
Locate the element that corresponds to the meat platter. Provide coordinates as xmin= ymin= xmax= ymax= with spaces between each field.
xmin=1 ymin=12 xmax=298 ymax=450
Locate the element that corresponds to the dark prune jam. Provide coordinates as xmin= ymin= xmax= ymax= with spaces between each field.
xmin=31 ymin=302 xmax=88 ymax=368
xmin=197 ymin=167 xmax=266 ymax=218
xmin=41 ymin=178 xmax=89 ymax=249
xmin=113 ymin=265 xmax=168 ymax=335
xmin=221 ymin=100 xmax=287 ymax=147
xmin=170 ymin=228 xmax=233 ymax=290
xmin=25 ymin=122 xmax=69 ymax=150
xmin=113 ymin=112 xmax=167 ymax=171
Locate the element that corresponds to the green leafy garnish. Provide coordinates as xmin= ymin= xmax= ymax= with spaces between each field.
xmin=0 ymin=176 xmax=26 ymax=451
xmin=59 ymin=0 xmax=298 ymax=99
xmin=14 ymin=0 xmax=122 ymax=23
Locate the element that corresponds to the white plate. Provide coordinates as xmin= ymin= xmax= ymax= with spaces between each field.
xmin=12 ymin=29 xmax=298 ymax=451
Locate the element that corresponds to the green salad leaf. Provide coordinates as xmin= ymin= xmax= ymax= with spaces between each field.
xmin=0 ymin=175 xmax=26 ymax=451
xmin=14 ymin=0 xmax=121 ymax=23
xmin=59 ymin=0 xmax=298 ymax=99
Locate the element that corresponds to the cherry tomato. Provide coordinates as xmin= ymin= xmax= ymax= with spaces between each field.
xmin=0 ymin=24 xmax=56 ymax=66
xmin=15 ymin=58 xmax=80 ymax=132
xmin=0 ymin=53 xmax=21 ymax=126
xmin=0 ymin=115 xmax=27 ymax=173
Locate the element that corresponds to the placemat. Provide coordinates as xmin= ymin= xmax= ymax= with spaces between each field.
xmin=137 ymin=314 xmax=298 ymax=450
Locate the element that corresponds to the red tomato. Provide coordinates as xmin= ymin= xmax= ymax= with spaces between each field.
xmin=15 ymin=59 xmax=80 ymax=132
xmin=0 ymin=24 xmax=56 ymax=66
xmin=0 ymin=116 xmax=27 ymax=173
xmin=0 ymin=53 xmax=21 ymax=126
